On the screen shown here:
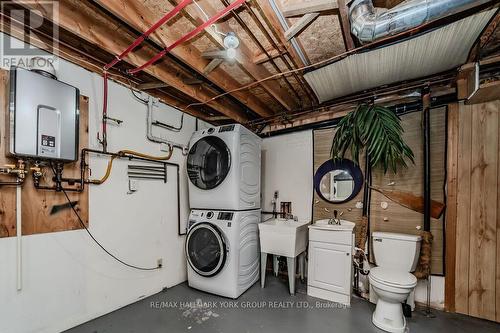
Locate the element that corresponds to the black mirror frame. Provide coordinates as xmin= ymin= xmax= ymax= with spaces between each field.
xmin=314 ymin=158 xmax=364 ymax=204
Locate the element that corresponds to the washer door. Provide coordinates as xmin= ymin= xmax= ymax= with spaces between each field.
xmin=187 ymin=136 xmax=231 ymax=190
xmin=186 ymin=223 xmax=227 ymax=277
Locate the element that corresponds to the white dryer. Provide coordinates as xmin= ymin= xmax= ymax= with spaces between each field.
xmin=187 ymin=124 xmax=261 ymax=210
xmin=186 ymin=209 xmax=260 ymax=298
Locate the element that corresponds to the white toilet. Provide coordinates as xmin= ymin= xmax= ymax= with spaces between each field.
xmin=369 ymin=232 xmax=422 ymax=333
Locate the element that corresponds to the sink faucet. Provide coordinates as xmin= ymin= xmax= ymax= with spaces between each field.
xmin=328 ymin=210 xmax=343 ymax=225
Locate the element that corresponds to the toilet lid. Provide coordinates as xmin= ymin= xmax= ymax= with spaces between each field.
xmin=370 ymin=267 xmax=417 ymax=287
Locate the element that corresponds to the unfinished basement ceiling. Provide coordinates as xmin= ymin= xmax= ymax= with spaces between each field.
xmin=304 ymin=9 xmax=497 ymax=103
xmin=6 ymin=0 xmax=499 ymax=129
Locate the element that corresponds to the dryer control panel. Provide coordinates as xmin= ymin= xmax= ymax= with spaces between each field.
xmin=188 ymin=209 xmax=235 ymax=229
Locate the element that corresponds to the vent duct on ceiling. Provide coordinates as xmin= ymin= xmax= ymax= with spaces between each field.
xmin=349 ymin=0 xmax=491 ymax=43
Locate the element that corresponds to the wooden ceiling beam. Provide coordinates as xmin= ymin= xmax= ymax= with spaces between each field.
xmin=94 ymin=0 xmax=274 ymax=118
xmin=0 ymin=5 xmax=214 ymax=121
xmin=284 ymin=12 xmax=320 ymax=40
xmin=21 ymin=0 xmax=250 ymax=123
xmin=203 ymin=59 xmax=224 ymax=75
xmin=337 ymin=0 xmax=355 ymax=50
xmin=167 ymin=0 xmax=298 ymax=111
xmin=253 ymin=48 xmax=281 ymax=65
xmin=137 ymin=82 xmax=170 ymax=90
xmin=282 ymin=0 xmax=339 ymax=18
xmin=254 ymin=0 xmax=310 ymax=67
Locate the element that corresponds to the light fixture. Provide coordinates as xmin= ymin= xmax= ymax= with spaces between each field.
xmin=223 ymin=32 xmax=239 ymax=49
xmin=226 ymin=48 xmax=237 ymax=60
xmin=223 ymin=32 xmax=239 ymax=60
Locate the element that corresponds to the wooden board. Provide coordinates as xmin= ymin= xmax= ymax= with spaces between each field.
xmin=445 ymin=103 xmax=459 ymax=312
xmin=455 ymin=102 xmax=473 ymax=315
xmin=370 ymin=109 xmax=446 ymax=275
xmin=451 ymin=100 xmax=500 ymax=322
xmin=467 ymin=102 xmax=498 ymax=321
xmin=0 ymin=69 xmax=89 ymax=238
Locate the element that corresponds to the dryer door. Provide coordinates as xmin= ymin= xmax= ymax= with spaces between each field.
xmin=186 ymin=223 xmax=227 ymax=277
xmin=187 ymin=136 xmax=231 ymax=190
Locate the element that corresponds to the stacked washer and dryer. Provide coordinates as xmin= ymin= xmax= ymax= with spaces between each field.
xmin=185 ymin=124 xmax=262 ymax=298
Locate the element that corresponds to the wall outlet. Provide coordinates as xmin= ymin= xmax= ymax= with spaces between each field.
xmin=157 ymin=258 xmax=163 ymax=268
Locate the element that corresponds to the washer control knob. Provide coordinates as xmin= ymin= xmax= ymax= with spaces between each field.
xmin=206 ymin=211 xmax=214 ymax=219
xmin=207 ymin=128 xmax=215 ymax=134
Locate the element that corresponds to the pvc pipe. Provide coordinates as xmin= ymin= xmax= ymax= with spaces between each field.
xmin=16 ymin=185 xmax=22 ymax=291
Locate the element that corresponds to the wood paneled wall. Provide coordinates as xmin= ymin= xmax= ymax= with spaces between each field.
xmin=0 ymin=70 xmax=89 ymax=238
xmin=370 ymin=109 xmax=446 ymax=275
xmin=448 ymin=101 xmax=500 ymax=322
xmin=313 ymin=109 xmax=446 ymax=275
xmin=312 ymin=128 xmax=365 ymax=246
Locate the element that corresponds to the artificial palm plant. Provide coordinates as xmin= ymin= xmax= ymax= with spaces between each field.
xmin=331 ymin=104 xmax=414 ymax=173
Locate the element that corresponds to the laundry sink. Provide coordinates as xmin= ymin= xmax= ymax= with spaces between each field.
xmin=309 ymin=219 xmax=356 ymax=231
xmin=258 ymin=218 xmax=309 ymax=257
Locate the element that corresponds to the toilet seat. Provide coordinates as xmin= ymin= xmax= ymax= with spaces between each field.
xmin=369 ymin=267 xmax=417 ymax=288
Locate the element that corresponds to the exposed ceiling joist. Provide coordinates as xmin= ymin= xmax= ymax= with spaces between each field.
xmin=137 ymin=82 xmax=170 ymax=90
xmin=203 ymin=58 xmax=224 ymax=75
xmin=282 ymin=0 xmax=339 ymax=18
xmin=337 ymin=0 xmax=356 ymax=50
xmin=0 ymin=4 xmax=212 ymax=120
xmin=284 ymin=12 xmax=320 ymax=40
xmin=201 ymin=50 xmax=228 ymax=59
xmin=167 ymin=0 xmax=299 ymax=111
xmin=21 ymin=0 xmax=250 ymax=123
xmin=253 ymin=47 xmax=281 ymax=65
xmin=254 ymin=0 xmax=310 ymax=67
xmin=94 ymin=0 xmax=272 ymax=118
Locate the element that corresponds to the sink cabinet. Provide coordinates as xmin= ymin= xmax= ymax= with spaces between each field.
xmin=307 ymin=224 xmax=354 ymax=306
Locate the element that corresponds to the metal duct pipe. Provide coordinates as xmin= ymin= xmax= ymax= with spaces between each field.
xmin=349 ymin=0 xmax=491 ymax=43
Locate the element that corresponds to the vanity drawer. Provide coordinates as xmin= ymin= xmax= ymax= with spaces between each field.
xmin=309 ymin=228 xmax=353 ymax=245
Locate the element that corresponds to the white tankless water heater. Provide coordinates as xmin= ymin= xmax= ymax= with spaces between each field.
xmin=8 ymin=66 xmax=80 ymax=162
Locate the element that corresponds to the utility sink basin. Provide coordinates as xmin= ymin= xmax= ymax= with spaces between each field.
xmin=259 ymin=218 xmax=309 ymax=257
xmin=309 ymin=219 xmax=356 ymax=231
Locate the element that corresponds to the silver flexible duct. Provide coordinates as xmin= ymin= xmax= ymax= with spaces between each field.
xmin=349 ymin=0 xmax=491 ymax=43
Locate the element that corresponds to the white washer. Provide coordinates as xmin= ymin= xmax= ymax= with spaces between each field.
xmin=187 ymin=124 xmax=261 ymax=211
xmin=186 ymin=209 xmax=260 ymax=298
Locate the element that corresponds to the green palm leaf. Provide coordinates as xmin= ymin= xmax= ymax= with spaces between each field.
xmin=331 ymin=104 xmax=414 ymax=174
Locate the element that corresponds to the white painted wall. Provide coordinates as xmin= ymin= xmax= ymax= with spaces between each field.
xmin=0 ymin=33 xmax=201 ymax=333
xmin=261 ymin=131 xmax=314 ymax=221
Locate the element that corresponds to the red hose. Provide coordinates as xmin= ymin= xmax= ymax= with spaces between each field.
xmin=103 ymin=0 xmax=193 ymax=70
xmin=128 ymin=0 xmax=247 ymax=75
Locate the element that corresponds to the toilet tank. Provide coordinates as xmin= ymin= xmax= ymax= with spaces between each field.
xmin=372 ymin=232 xmax=422 ymax=272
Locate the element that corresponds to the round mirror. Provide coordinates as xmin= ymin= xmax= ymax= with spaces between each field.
xmin=314 ymin=159 xmax=363 ymax=204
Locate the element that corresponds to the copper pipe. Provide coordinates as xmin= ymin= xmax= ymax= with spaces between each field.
xmin=219 ymin=0 xmax=302 ymax=107
xmin=243 ymin=1 xmax=317 ymax=105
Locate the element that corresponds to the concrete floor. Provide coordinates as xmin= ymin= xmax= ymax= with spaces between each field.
xmin=66 ymin=276 xmax=500 ymax=333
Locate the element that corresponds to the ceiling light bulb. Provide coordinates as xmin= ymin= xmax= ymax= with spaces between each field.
xmin=223 ymin=32 xmax=239 ymax=49
xmin=226 ymin=48 xmax=237 ymax=60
